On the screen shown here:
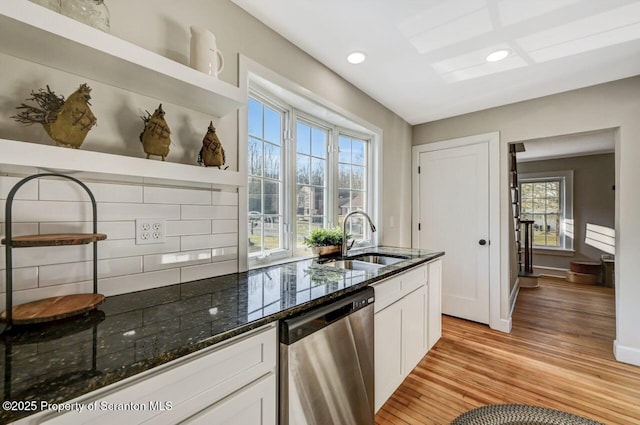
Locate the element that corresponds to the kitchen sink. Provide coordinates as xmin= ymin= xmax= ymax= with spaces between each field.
xmin=321 ymin=253 xmax=409 ymax=271
xmin=349 ymin=253 xmax=409 ymax=266
xmin=322 ymin=260 xmax=383 ymax=271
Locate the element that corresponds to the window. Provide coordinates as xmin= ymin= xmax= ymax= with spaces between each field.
xmin=247 ymin=89 xmax=374 ymax=263
xmin=519 ymin=171 xmax=573 ymax=250
xmin=338 ymin=135 xmax=368 ymax=241
xmin=248 ymin=96 xmax=286 ymax=255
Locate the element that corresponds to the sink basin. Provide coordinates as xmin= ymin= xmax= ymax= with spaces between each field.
xmin=349 ymin=254 xmax=408 ymax=266
xmin=322 ymin=260 xmax=383 ymax=271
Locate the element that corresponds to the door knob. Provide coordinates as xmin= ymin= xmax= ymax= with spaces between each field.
xmin=479 ymin=239 xmax=487 ymax=246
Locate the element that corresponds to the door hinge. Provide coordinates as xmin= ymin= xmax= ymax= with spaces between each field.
xmin=418 ymin=166 xmax=421 ymax=174
xmin=418 ymin=223 xmax=421 ymax=231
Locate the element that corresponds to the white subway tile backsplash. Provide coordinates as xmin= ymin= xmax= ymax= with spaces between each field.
xmin=211 ymin=191 xmax=238 ymax=206
xmin=211 ymin=220 xmax=238 ymax=234
xmin=211 ymin=246 xmax=238 ymax=263
xmin=0 ymin=266 xmax=39 ymax=292
xmin=98 ymin=237 xmax=181 ymax=259
xmin=0 ymin=222 xmax=39 ymax=239
xmin=181 ymin=233 xmax=237 ymax=251
xmin=39 ymin=257 xmax=143 ymax=287
xmin=180 ymin=260 xmax=237 ymax=283
xmin=99 ymin=203 xmax=181 ymax=221
xmin=99 ymin=269 xmax=181 ymax=296
xmin=165 ymin=220 xmax=211 ymax=236
xmin=144 ymin=186 xmax=212 ymax=205
xmin=0 ymin=281 xmax=93 ymax=307
xmin=0 ymin=167 xmax=240 ymax=300
xmin=40 ymin=221 xmax=136 ymax=240
xmin=5 ymin=245 xmax=91 ymax=268
xmin=181 ymin=205 xmax=237 ymax=220
xmin=0 ymin=200 xmax=92 ymax=222
xmin=0 ymin=176 xmax=38 ymax=200
xmin=143 ymin=249 xmax=211 ymax=272
xmin=39 ymin=179 xmax=143 ymax=203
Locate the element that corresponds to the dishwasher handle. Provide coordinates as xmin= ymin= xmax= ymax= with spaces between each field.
xmin=280 ymin=286 xmax=374 ymax=345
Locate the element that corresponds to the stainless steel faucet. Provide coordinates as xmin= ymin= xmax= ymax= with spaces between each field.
xmin=342 ymin=211 xmax=377 ymax=256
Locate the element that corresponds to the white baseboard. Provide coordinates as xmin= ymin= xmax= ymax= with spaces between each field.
xmin=510 ymin=278 xmax=520 ymax=317
xmin=491 ymin=317 xmax=512 ymax=333
xmin=614 ymin=340 xmax=640 ymax=366
xmin=489 ymin=278 xmax=519 ymax=333
xmin=533 ymin=265 xmax=568 ymax=278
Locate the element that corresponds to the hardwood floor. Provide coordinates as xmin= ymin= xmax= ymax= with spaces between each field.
xmin=375 ymin=277 xmax=640 ymax=425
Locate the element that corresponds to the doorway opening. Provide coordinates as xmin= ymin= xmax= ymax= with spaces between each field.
xmin=509 ymin=128 xmax=616 ymax=295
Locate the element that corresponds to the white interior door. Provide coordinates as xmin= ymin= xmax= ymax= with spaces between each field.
xmin=417 ymin=142 xmax=490 ymax=324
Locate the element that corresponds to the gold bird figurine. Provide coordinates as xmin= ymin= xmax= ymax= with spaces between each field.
xmin=12 ymin=83 xmax=97 ymax=149
xmin=197 ymin=121 xmax=227 ymax=169
xmin=139 ymin=104 xmax=171 ymax=161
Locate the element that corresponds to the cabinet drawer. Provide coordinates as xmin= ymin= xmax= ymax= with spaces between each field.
xmin=180 ymin=373 xmax=276 ymax=425
xmin=371 ymin=276 xmax=402 ymax=312
xmin=40 ymin=325 xmax=276 ymax=425
xmin=401 ymin=265 xmax=427 ymax=294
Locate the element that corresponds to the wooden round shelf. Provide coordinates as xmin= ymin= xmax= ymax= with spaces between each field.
xmin=1 ymin=233 xmax=106 ymax=247
xmin=0 ymin=293 xmax=105 ymax=325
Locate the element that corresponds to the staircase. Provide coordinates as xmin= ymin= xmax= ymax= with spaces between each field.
xmin=509 ymin=143 xmax=540 ymax=288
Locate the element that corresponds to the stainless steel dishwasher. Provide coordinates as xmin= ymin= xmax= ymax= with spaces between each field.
xmin=280 ymin=286 xmax=375 ymax=425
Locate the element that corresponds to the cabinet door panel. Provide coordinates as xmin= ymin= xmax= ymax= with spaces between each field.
xmin=428 ymin=259 xmax=443 ymax=350
xmin=374 ymin=301 xmax=403 ymax=412
xmin=403 ymin=286 xmax=427 ymax=373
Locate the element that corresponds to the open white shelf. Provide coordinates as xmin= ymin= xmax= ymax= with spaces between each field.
xmin=0 ymin=139 xmax=244 ymax=187
xmin=0 ymin=1 xmax=245 ymax=117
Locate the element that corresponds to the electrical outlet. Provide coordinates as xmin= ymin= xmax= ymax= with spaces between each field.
xmin=136 ymin=219 xmax=166 ymax=244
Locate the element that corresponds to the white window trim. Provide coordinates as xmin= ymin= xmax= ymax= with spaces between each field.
xmin=238 ymin=55 xmax=383 ymax=271
xmin=520 ymin=170 xmax=574 ymax=251
xmin=247 ymin=89 xmax=292 ymax=264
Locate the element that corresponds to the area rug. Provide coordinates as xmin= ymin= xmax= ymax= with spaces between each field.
xmin=451 ymin=404 xmax=605 ymax=425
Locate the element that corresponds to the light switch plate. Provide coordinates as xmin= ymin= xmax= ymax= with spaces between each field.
xmin=136 ymin=219 xmax=166 ymax=244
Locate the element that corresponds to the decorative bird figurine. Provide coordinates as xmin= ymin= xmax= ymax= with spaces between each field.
xmin=197 ymin=121 xmax=228 ymax=169
xmin=12 ymin=83 xmax=97 ymax=149
xmin=139 ymin=104 xmax=171 ymax=161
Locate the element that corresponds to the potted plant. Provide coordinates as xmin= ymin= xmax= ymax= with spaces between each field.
xmin=303 ymin=227 xmax=348 ymax=257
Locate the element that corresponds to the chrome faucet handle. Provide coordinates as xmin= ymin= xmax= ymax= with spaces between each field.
xmin=347 ymin=239 xmax=355 ymax=250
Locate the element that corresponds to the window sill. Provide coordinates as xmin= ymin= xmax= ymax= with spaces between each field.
xmin=532 ymin=247 xmax=575 ymax=257
xmin=248 ymin=253 xmax=316 ymax=270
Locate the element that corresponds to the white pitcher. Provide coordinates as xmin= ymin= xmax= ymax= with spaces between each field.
xmin=190 ymin=26 xmax=225 ymax=78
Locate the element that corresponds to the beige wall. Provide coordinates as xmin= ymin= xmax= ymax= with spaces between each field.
xmin=413 ymin=76 xmax=640 ymax=365
xmin=518 ymin=153 xmax=615 ymax=271
xmin=0 ymin=0 xmax=412 ymax=247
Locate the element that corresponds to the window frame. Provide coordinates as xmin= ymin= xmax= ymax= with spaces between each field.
xmin=247 ymin=90 xmax=292 ymax=262
xmin=247 ymin=87 xmax=376 ymax=265
xmin=519 ymin=170 xmax=574 ymax=251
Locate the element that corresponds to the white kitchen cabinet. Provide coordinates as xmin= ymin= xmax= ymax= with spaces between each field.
xmin=374 ymin=297 xmax=403 ymax=411
xmin=179 ymin=373 xmax=276 ymax=425
xmin=371 ymin=264 xmax=429 ymax=412
xmin=15 ymin=324 xmax=277 ymax=425
xmin=427 ymin=258 xmax=443 ymax=350
xmin=403 ymin=284 xmax=427 ymax=372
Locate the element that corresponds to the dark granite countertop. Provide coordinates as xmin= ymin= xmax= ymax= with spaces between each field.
xmin=0 ymin=246 xmax=443 ymax=423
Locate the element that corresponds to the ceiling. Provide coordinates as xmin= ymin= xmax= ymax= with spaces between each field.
xmin=232 ymin=0 xmax=640 ymax=125
xmin=517 ymin=129 xmax=615 ymax=162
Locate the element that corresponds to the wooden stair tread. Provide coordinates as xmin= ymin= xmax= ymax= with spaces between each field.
xmin=1 ymin=293 xmax=105 ymax=324
xmin=1 ymin=233 xmax=106 ymax=247
xmin=566 ymin=270 xmax=599 ymax=285
xmin=570 ymin=260 xmax=602 ymax=275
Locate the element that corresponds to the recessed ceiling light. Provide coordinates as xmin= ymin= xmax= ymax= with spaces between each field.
xmin=486 ymin=49 xmax=510 ymax=62
xmin=347 ymin=52 xmax=367 ymax=64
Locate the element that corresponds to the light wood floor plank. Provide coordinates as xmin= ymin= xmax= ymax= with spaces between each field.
xmin=375 ymin=277 xmax=640 ymax=425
